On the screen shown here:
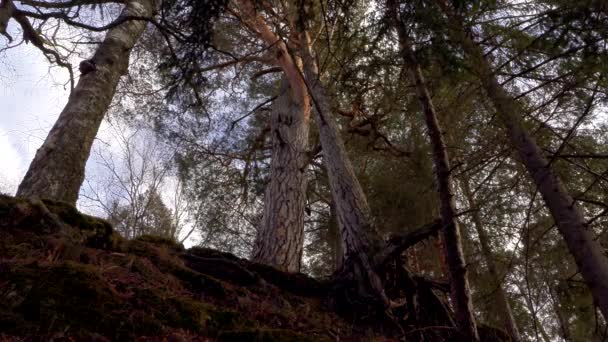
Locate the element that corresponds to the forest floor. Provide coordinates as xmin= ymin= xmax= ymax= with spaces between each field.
xmin=0 ymin=195 xmax=509 ymax=341
xmin=0 ymin=195 xmax=396 ymax=341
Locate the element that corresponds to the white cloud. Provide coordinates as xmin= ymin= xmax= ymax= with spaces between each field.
xmin=0 ymin=127 xmax=22 ymax=194
xmin=0 ymin=25 xmax=71 ymax=182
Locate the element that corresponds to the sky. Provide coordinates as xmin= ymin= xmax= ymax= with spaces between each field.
xmin=0 ymin=31 xmax=71 ymax=194
xmin=0 ymin=22 xmax=199 ymax=247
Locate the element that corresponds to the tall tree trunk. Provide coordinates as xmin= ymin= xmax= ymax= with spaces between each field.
xmin=517 ymin=282 xmax=552 ymax=342
xmin=17 ymin=0 xmax=155 ymax=204
xmin=235 ymin=0 xmax=311 ymax=272
xmin=461 ymin=179 xmax=521 ymax=342
xmin=435 ymin=0 xmax=608 ymax=320
xmin=299 ymin=30 xmax=388 ymax=307
xmin=547 ymin=283 xmax=572 ymax=341
xmin=388 ymin=1 xmax=478 ymax=339
xmin=328 ymin=200 xmax=344 ymax=271
xmin=252 ymin=77 xmax=309 ymax=272
xmin=237 ymin=0 xmax=389 ymax=312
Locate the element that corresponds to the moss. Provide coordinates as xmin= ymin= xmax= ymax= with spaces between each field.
xmin=4 ymin=242 xmax=38 ymax=259
xmin=127 ymin=238 xmax=162 ymax=259
xmin=0 ymin=195 xmax=23 ymax=216
xmin=0 ymin=195 xmax=366 ymax=340
xmin=0 ymin=260 xmax=245 ymax=339
xmin=478 ymin=324 xmax=511 ymax=342
xmin=249 ymin=263 xmax=327 ymax=297
xmin=126 ymin=240 xmax=227 ymax=298
xmin=168 ymin=263 xmax=227 ymax=298
xmin=134 ymin=234 xmax=184 ymax=251
xmin=2 ymin=261 xmax=122 ymax=336
xmin=0 ymin=309 xmax=33 ymax=332
xmin=131 ymin=287 xmax=208 ymax=331
xmin=217 ymin=329 xmax=316 ymax=342
xmin=42 ymin=199 xmax=113 ymax=248
xmin=206 ymin=309 xmax=244 ymax=335
xmin=188 ymin=246 xmax=242 ymax=262
xmin=129 ymin=287 xmax=251 ymax=336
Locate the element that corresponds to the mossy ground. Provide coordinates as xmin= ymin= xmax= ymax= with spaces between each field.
xmin=0 ymin=195 xmax=509 ymax=341
xmin=0 ymin=195 xmax=352 ymax=341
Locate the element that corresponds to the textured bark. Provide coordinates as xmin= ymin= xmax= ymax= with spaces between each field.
xmin=299 ymin=30 xmax=388 ymax=307
xmin=436 ymin=0 xmax=608 ymax=320
xmin=252 ymin=78 xmax=309 ymax=272
xmin=235 ymin=0 xmax=307 ymax=104
xmin=388 ymin=2 xmax=478 ymax=339
xmin=328 ymin=201 xmax=344 ymax=271
xmin=17 ymin=0 xmax=155 ymax=204
xmin=461 ymin=179 xmax=521 ymax=342
xmin=236 ymin=0 xmax=310 ymax=272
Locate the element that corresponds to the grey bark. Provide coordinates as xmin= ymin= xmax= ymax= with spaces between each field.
xmin=328 ymin=201 xmax=344 ymax=271
xmin=299 ymin=31 xmax=388 ymax=306
xmin=252 ymin=77 xmax=309 ymax=272
xmin=17 ymin=0 xmax=155 ymax=204
xmin=388 ymin=2 xmax=478 ymax=338
xmin=436 ymin=1 xmax=608 ymax=320
xmin=461 ymin=179 xmax=521 ymax=342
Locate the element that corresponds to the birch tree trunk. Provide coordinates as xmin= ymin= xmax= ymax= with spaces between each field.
xmin=461 ymin=179 xmax=521 ymax=342
xmin=435 ymin=0 xmax=608 ymax=320
xmin=17 ymin=0 xmax=155 ymax=204
xmin=388 ymin=2 xmax=478 ymax=338
xmin=251 ymin=78 xmax=309 ymax=272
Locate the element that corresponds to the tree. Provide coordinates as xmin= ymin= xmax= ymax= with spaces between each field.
xmin=108 ymin=189 xmax=175 ymax=239
xmin=235 ymin=0 xmax=312 ymax=272
xmin=16 ymin=0 xmax=156 ymax=204
xmin=298 ymin=10 xmax=390 ymax=309
xmin=81 ymin=120 xmax=186 ymax=241
xmin=460 ymin=178 xmax=521 ymax=341
xmin=8 ymin=0 xmax=608 ymax=337
xmin=434 ymin=0 xmax=608 ymax=320
xmin=251 ymin=77 xmax=310 ymax=272
xmin=388 ymin=1 xmax=478 ymax=339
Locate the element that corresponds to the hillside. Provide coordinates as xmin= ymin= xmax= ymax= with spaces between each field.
xmin=0 ymin=195 xmax=509 ymax=341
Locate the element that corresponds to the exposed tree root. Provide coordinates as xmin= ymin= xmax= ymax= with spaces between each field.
xmin=0 ymin=196 xmax=509 ymax=340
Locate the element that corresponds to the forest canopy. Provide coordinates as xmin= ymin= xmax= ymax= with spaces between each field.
xmin=1 ymin=0 xmax=608 ymax=340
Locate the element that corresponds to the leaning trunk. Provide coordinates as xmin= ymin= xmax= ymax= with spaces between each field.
xmin=299 ymin=30 xmax=388 ymax=307
xmin=461 ymin=179 xmax=521 ymax=342
xmin=388 ymin=2 xmax=478 ymax=339
xmin=17 ymin=0 xmax=155 ymax=204
xmin=252 ymin=78 xmax=309 ymax=272
xmin=328 ymin=200 xmax=344 ymax=271
xmin=436 ymin=0 xmax=608 ymax=320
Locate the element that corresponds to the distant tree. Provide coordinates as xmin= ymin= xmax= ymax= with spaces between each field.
xmin=108 ymin=188 xmax=175 ymax=239
xmin=0 ymin=173 xmax=16 ymax=196
xmin=81 ymin=120 xmax=187 ymax=241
